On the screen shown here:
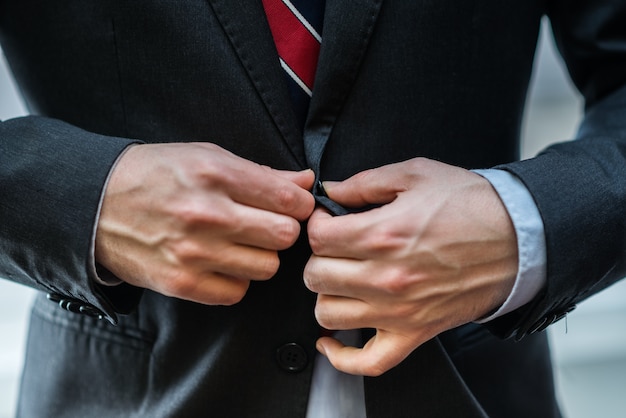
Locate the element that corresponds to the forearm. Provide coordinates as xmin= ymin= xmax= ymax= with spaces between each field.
xmin=473 ymin=169 xmax=546 ymax=322
xmin=0 ymin=116 xmax=140 ymax=322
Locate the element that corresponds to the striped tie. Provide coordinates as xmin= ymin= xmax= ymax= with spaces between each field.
xmin=262 ymin=0 xmax=325 ymax=128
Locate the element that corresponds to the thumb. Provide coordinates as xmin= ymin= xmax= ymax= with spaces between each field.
xmin=322 ymin=167 xmax=403 ymax=208
xmin=317 ymin=330 xmax=416 ymax=377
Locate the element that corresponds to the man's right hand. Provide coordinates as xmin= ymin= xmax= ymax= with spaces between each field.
xmin=95 ymin=142 xmax=315 ymax=305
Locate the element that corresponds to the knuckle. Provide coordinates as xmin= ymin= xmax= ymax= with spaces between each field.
xmin=171 ymin=198 xmax=224 ymax=228
xmin=273 ymin=218 xmax=301 ymax=248
xmin=313 ymin=303 xmax=331 ymax=328
xmin=307 ymin=224 xmax=326 ymax=254
xmin=302 ymin=193 xmax=316 ymax=217
xmin=166 ymin=239 xmax=203 ymax=263
xmin=379 ymin=267 xmax=413 ymax=295
xmin=256 ymin=253 xmax=280 ymax=279
xmin=365 ymin=362 xmax=387 ymax=377
xmin=219 ymin=281 xmax=250 ymax=306
xmin=199 ymin=206 xmax=232 ymax=229
xmin=403 ymin=158 xmax=428 ymax=181
xmin=194 ymin=156 xmax=228 ymax=187
xmin=161 ymin=270 xmax=197 ymax=299
xmin=302 ymin=260 xmax=324 ymax=293
xmin=276 ymin=187 xmax=315 ymax=220
xmin=409 ymin=157 xmax=428 ymax=170
xmin=302 ymin=266 xmax=316 ymax=292
xmin=275 ymin=187 xmax=299 ymax=213
xmin=159 ymin=266 xmax=252 ymax=306
xmin=307 ymin=234 xmax=321 ymax=254
xmin=363 ymin=225 xmax=405 ymax=254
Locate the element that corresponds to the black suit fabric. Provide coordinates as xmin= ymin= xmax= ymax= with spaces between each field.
xmin=1 ymin=0 xmax=625 ymax=417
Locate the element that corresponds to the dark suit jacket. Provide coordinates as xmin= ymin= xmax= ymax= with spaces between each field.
xmin=1 ymin=0 xmax=626 ymax=417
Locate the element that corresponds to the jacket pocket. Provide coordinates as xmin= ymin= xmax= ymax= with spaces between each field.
xmin=17 ymin=294 xmax=155 ymax=417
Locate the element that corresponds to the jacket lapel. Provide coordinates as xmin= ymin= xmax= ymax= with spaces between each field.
xmin=206 ymin=0 xmax=307 ymax=168
xmin=304 ymin=0 xmax=385 ymax=175
xmin=206 ymin=0 xmax=385 ymax=173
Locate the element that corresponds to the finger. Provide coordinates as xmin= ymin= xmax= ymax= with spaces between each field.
xmin=271 ymin=168 xmax=316 ymax=191
xmin=322 ymin=164 xmax=406 ymax=208
xmin=159 ymin=270 xmax=251 ymax=306
xmin=318 ymin=330 xmax=417 ymax=376
xmin=304 ymin=255 xmax=376 ymax=298
xmin=307 ymin=208 xmax=365 ymax=258
xmin=203 ymin=244 xmax=281 ymax=281
xmin=226 ymin=203 xmax=303 ymax=250
xmin=307 ymin=207 xmax=388 ymax=259
xmin=190 ymin=143 xmax=314 ymax=219
xmin=196 ymin=273 xmax=250 ymax=306
xmin=315 ymin=293 xmax=412 ymax=332
xmin=164 ymin=231 xmax=283 ymax=281
xmin=314 ymin=294 xmax=376 ymax=331
xmin=229 ymin=168 xmax=315 ymax=221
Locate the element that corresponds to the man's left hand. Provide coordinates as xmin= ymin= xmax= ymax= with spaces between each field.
xmin=304 ymin=158 xmax=518 ymax=376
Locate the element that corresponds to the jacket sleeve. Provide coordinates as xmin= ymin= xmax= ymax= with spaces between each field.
xmin=487 ymin=0 xmax=626 ymax=339
xmin=0 ymin=116 xmax=142 ymax=323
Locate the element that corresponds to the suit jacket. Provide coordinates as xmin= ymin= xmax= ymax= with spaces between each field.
xmin=1 ymin=0 xmax=626 ymax=416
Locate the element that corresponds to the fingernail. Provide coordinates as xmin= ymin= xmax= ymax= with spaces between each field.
xmin=321 ymin=181 xmax=338 ymax=191
xmin=316 ymin=340 xmax=327 ymax=356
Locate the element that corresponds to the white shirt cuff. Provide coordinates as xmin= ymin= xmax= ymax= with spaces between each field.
xmin=473 ymin=169 xmax=547 ymax=322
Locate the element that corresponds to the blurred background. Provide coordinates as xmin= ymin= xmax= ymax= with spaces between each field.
xmin=1 ymin=18 xmax=625 ymax=417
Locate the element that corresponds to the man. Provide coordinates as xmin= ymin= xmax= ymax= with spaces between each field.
xmin=1 ymin=1 xmax=625 ymax=417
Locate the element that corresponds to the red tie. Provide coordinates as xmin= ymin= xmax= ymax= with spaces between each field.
xmin=262 ymin=0 xmax=323 ymax=97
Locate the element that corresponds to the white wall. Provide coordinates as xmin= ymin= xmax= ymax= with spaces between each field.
xmin=0 ymin=49 xmax=31 ymax=417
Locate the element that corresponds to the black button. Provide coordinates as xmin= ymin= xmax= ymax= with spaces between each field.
xmin=276 ymin=343 xmax=308 ymax=373
xmin=528 ymin=317 xmax=548 ymax=334
xmin=536 ymin=313 xmax=558 ymax=332
xmin=79 ymin=305 xmax=105 ymax=320
xmin=46 ymin=293 xmax=104 ymax=320
xmin=47 ymin=293 xmax=62 ymax=303
xmin=527 ymin=304 xmax=577 ymax=335
xmin=546 ymin=305 xmax=576 ymax=328
xmin=60 ymin=299 xmax=82 ymax=313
